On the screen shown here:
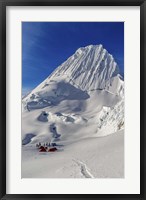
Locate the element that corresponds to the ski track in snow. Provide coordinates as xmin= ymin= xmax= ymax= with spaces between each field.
xmin=73 ymin=159 xmax=94 ymax=178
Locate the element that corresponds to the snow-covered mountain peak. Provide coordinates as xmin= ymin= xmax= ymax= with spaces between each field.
xmin=23 ymin=44 xmax=124 ymax=111
xmin=51 ymin=44 xmax=120 ymax=91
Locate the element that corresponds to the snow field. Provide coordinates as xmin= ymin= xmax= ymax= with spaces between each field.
xmin=22 ymin=130 xmax=124 ymax=178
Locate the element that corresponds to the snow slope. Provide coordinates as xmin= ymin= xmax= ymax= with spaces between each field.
xmin=96 ymin=99 xmax=124 ymax=136
xmin=22 ymin=44 xmax=124 ymax=178
xmin=22 ymin=130 xmax=124 ymax=178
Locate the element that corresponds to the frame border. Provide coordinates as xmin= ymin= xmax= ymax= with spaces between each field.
xmin=0 ymin=0 xmax=145 ymax=199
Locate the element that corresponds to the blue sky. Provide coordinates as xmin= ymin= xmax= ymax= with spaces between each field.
xmin=22 ymin=22 xmax=124 ymax=95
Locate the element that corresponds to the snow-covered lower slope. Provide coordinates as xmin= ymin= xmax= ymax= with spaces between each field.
xmin=22 ymin=89 xmax=122 ymax=144
xmin=22 ymin=130 xmax=124 ymax=178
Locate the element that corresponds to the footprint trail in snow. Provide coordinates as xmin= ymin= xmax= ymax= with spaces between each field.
xmin=73 ymin=159 xmax=94 ymax=178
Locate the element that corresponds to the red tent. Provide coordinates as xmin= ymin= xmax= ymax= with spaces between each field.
xmin=39 ymin=146 xmax=47 ymax=152
xmin=48 ymin=147 xmax=57 ymax=152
